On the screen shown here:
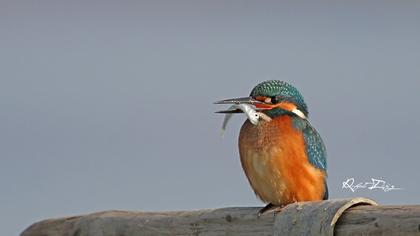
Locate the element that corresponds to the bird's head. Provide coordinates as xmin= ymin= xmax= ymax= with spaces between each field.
xmin=215 ymin=80 xmax=308 ymax=119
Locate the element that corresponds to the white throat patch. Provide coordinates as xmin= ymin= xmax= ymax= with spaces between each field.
xmin=292 ymin=108 xmax=307 ymax=119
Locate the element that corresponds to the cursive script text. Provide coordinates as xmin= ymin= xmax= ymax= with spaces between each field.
xmin=342 ymin=178 xmax=402 ymax=192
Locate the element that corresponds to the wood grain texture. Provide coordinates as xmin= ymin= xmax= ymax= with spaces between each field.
xmin=21 ymin=203 xmax=420 ymax=236
xmin=21 ymin=208 xmax=275 ymax=236
xmin=335 ymin=205 xmax=420 ymax=236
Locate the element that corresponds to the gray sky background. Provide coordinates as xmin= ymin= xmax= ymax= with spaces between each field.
xmin=1 ymin=1 xmax=420 ymax=235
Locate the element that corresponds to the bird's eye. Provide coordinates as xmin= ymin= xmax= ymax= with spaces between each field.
xmin=271 ymin=96 xmax=278 ymax=104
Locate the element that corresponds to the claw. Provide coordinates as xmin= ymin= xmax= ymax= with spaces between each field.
xmin=258 ymin=203 xmax=285 ymax=217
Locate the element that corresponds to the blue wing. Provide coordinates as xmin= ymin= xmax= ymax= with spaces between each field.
xmin=293 ymin=117 xmax=328 ymax=199
xmin=302 ymin=121 xmax=327 ymax=172
xmin=293 ymin=118 xmax=327 ymax=171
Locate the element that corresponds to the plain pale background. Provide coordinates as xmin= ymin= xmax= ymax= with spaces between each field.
xmin=1 ymin=1 xmax=420 ymax=235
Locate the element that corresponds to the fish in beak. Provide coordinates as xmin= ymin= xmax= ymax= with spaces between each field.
xmin=215 ymin=97 xmax=271 ymax=135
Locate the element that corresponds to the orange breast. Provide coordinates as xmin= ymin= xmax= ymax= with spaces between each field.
xmin=238 ymin=116 xmax=326 ymax=205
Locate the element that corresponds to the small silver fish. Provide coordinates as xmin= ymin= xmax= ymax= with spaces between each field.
xmin=221 ymin=103 xmax=260 ymax=135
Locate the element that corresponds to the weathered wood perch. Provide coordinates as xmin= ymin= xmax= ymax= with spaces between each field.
xmin=21 ymin=198 xmax=420 ymax=236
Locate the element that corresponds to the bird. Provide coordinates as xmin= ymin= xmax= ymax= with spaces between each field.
xmin=215 ymin=80 xmax=328 ymax=215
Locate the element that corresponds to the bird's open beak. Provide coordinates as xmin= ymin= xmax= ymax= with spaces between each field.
xmin=214 ymin=97 xmax=264 ymax=113
xmin=214 ymin=96 xmax=262 ymax=105
xmin=215 ymin=109 xmax=243 ymax=114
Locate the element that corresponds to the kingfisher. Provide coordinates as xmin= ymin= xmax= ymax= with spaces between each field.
xmin=215 ymin=80 xmax=328 ymax=215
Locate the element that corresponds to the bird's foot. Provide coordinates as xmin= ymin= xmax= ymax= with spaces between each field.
xmin=257 ymin=203 xmax=285 ymax=217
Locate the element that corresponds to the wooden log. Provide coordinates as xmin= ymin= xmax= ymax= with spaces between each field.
xmin=21 ymin=199 xmax=420 ymax=236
